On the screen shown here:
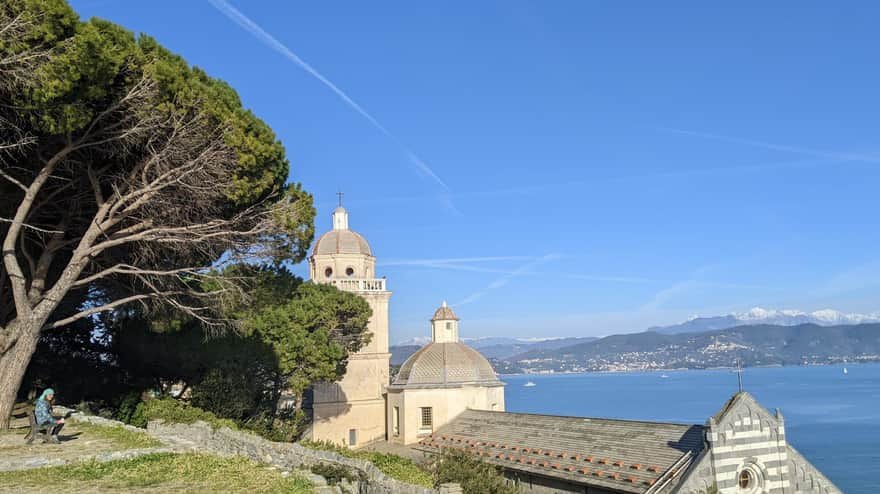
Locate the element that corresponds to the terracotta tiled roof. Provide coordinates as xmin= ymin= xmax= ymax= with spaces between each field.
xmin=431 ymin=304 xmax=459 ymax=321
xmin=415 ymin=409 xmax=705 ymax=494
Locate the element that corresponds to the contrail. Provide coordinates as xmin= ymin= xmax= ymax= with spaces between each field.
xmin=455 ymin=253 xmax=562 ymax=306
xmin=207 ymin=0 xmax=450 ymax=191
xmin=381 ymin=256 xmax=534 ymax=266
xmin=659 ymin=127 xmax=880 ymax=164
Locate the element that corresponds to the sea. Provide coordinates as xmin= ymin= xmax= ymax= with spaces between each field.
xmin=502 ymin=363 xmax=879 ymax=494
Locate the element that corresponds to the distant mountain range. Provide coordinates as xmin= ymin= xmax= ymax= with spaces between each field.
xmin=648 ymin=307 xmax=880 ymax=335
xmin=390 ymin=336 xmax=597 ymax=365
xmin=390 ymin=308 xmax=880 ymax=373
xmin=508 ymin=323 xmax=880 ymax=373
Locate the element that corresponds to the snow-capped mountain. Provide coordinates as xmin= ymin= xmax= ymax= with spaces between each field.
xmin=649 ymin=307 xmax=880 ymax=335
xmin=394 ymin=336 xmax=568 ymax=348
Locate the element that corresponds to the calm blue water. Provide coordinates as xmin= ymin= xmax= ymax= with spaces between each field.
xmin=502 ymin=363 xmax=880 ymax=494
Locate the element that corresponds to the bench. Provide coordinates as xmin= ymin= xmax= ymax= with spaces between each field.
xmin=24 ymin=409 xmax=51 ymax=444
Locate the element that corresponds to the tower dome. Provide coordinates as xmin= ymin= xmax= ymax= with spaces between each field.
xmin=312 ymin=206 xmax=372 ymax=256
xmin=392 ymin=302 xmax=502 ymax=388
xmin=392 ymin=342 xmax=501 ymax=387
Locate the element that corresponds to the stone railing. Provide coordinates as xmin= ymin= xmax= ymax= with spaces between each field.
xmin=147 ymin=420 xmax=443 ymax=494
xmin=324 ymin=278 xmax=386 ymax=292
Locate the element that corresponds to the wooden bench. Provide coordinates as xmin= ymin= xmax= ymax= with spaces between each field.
xmin=24 ymin=409 xmax=51 ymax=444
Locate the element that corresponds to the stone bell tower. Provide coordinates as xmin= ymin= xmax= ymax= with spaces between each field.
xmin=305 ymin=201 xmax=391 ymax=447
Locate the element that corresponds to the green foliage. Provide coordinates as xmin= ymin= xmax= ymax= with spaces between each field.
xmin=302 ymin=440 xmax=433 ymax=488
xmin=133 ymin=398 xmax=238 ymax=431
xmin=114 ymin=392 xmax=144 ymax=426
xmin=310 ymin=463 xmax=359 ymax=485
xmin=190 ymin=368 xmax=258 ymax=421
xmin=128 ymin=401 xmax=148 ymax=429
xmin=242 ymin=280 xmax=373 ymax=398
xmin=1 ymin=0 xmax=316 ymax=425
xmin=240 ymin=410 xmax=308 ymax=443
xmin=3 ymin=0 xmax=306 ymax=209
xmin=114 ymin=315 xmax=282 ymax=422
xmin=0 ymin=453 xmax=312 ymax=493
xmin=365 ymin=451 xmax=434 ymax=488
xmin=430 ymin=449 xmax=518 ymax=494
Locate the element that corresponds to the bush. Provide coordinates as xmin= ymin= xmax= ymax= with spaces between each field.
xmin=240 ymin=410 xmax=307 ymax=443
xmin=191 ymin=367 xmax=270 ymax=422
xmin=115 ymin=392 xmax=143 ymax=425
xmin=430 ymin=449 xmax=517 ymax=494
xmin=130 ymin=398 xmax=239 ymax=430
xmin=310 ymin=463 xmax=358 ymax=485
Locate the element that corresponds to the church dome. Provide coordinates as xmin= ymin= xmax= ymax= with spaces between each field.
xmin=392 ymin=342 xmax=502 ymax=388
xmin=312 ymin=206 xmax=373 ymax=256
xmin=313 ymin=229 xmax=372 ymax=256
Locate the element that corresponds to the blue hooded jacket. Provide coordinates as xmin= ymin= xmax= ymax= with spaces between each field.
xmin=35 ymin=388 xmax=55 ymax=426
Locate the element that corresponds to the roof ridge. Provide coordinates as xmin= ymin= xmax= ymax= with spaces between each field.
xmin=462 ymin=408 xmax=701 ymax=428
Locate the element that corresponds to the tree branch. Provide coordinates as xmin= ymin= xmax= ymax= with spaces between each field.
xmin=1 ymin=146 xmax=73 ymax=318
xmin=42 ymin=293 xmax=160 ymax=329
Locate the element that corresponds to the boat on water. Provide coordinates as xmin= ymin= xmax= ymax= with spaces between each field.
xmin=523 ymin=381 xmax=537 ymax=387
xmin=843 ymin=367 xmax=848 ymax=375
xmin=660 ymin=374 xmax=669 ymax=379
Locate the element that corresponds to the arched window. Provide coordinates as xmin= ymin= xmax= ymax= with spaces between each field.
xmin=324 ymin=267 xmax=333 ymax=278
xmin=345 ymin=267 xmax=355 ymax=277
xmin=739 ymin=469 xmax=754 ymax=489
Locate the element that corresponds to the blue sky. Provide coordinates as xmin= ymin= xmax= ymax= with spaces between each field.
xmin=71 ymin=1 xmax=880 ymax=342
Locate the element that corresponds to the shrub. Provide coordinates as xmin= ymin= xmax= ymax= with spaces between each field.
xmin=131 ymin=398 xmax=238 ymax=430
xmin=114 ymin=392 xmax=143 ymax=425
xmin=240 ymin=410 xmax=307 ymax=443
xmin=191 ymin=368 xmax=268 ymax=422
xmin=310 ymin=463 xmax=358 ymax=485
xmin=430 ymin=449 xmax=517 ymax=494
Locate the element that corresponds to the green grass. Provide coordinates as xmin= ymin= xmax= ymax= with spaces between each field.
xmin=302 ymin=440 xmax=434 ymax=488
xmin=72 ymin=422 xmax=162 ymax=449
xmin=0 ymin=453 xmax=312 ymax=493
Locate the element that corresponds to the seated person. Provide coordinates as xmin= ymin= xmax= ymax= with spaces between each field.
xmin=34 ymin=388 xmax=64 ymax=444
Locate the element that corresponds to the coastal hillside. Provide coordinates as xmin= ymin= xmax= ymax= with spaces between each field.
xmin=390 ymin=336 xmax=598 ymax=365
xmin=649 ymin=307 xmax=880 ymax=335
xmin=503 ymin=323 xmax=880 ymax=373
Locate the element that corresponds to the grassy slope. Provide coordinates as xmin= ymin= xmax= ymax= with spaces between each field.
xmin=0 ymin=453 xmax=312 ymax=494
xmin=70 ymin=422 xmax=163 ymax=449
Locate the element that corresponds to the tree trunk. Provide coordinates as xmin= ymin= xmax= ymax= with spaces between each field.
xmin=0 ymin=319 xmax=42 ymax=429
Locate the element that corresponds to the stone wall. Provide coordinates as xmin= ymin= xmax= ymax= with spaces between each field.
xmin=147 ymin=419 xmax=439 ymax=494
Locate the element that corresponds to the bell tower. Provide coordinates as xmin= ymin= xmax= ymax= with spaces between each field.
xmin=306 ymin=202 xmax=391 ymax=447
